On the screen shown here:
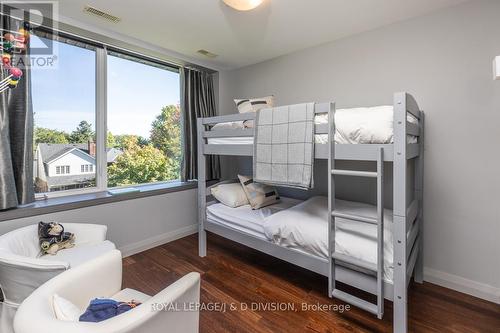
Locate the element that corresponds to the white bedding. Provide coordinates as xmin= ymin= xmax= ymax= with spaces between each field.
xmin=207 ymin=135 xmax=328 ymax=145
xmin=206 ymin=197 xmax=302 ymax=238
xmin=209 ymin=105 xmax=417 ymax=145
xmin=207 ymin=195 xmax=397 ymax=283
xmin=263 ymin=196 xmax=395 ymax=282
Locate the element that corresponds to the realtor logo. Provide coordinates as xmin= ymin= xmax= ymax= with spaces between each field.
xmin=1 ymin=1 xmax=58 ymax=68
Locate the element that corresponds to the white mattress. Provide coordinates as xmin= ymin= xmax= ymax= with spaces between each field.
xmin=208 ymin=105 xmax=417 ymax=145
xmin=207 ymin=136 xmax=328 ymax=145
xmin=206 ymin=197 xmax=302 ymax=239
xmin=263 ymin=196 xmax=395 ymax=283
xmin=206 ymin=196 xmax=396 ymax=283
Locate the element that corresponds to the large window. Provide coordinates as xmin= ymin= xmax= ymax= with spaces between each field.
xmin=31 ymin=33 xmax=182 ymax=197
xmin=107 ymin=53 xmax=181 ymax=188
xmin=32 ymin=37 xmax=97 ymax=194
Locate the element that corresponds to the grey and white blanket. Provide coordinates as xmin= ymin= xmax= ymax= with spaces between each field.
xmin=253 ymin=103 xmax=315 ymax=189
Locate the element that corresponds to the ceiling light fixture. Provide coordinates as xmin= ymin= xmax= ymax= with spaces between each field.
xmin=222 ymin=0 xmax=263 ymax=11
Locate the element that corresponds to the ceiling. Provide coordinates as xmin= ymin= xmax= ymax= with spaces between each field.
xmin=56 ymin=0 xmax=470 ymax=70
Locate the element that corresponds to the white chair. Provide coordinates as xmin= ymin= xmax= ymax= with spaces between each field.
xmin=14 ymin=250 xmax=201 ymax=333
xmin=0 ymin=223 xmax=116 ymax=306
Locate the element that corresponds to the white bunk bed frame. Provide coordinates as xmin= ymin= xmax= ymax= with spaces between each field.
xmin=197 ymin=92 xmax=424 ymax=333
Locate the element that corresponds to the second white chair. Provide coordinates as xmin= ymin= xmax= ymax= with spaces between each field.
xmin=14 ymin=250 xmax=201 ymax=333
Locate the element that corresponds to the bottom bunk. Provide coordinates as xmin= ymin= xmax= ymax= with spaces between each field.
xmin=204 ymin=195 xmax=415 ymax=301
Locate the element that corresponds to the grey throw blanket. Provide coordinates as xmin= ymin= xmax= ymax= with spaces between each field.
xmin=253 ymin=103 xmax=315 ymax=189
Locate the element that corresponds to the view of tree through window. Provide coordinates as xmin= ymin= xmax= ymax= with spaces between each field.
xmin=31 ymin=37 xmax=97 ymax=193
xmin=106 ymin=54 xmax=181 ymax=187
xmin=31 ymin=35 xmax=182 ymax=195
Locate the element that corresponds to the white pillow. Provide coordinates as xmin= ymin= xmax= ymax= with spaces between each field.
xmin=234 ymin=96 xmax=274 ymax=114
xmin=211 ymin=183 xmax=249 ymax=208
xmin=211 ymin=121 xmax=245 ymax=131
xmin=237 ymin=175 xmax=280 ymax=209
xmin=53 ymin=294 xmax=81 ymax=322
xmin=234 ymin=96 xmax=274 ymax=128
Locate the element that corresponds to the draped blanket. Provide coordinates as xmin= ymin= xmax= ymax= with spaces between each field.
xmin=253 ymin=103 xmax=315 ymax=189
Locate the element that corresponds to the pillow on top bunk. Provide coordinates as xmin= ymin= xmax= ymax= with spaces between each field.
xmin=238 ymin=175 xmax=280 ymax=209
xmin=234 ymin=95 xmax=274 ymax=128
xmin=211 ymin=121 xmax=245 ymax=131
xmin=211 ymin=183 xmax=249 ymax=208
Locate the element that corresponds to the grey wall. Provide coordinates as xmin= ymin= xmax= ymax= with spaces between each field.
xmin=218 ymin=0 xmax=500 ymax=301
xmin=0 ymin=189 xmax=198 ymax=256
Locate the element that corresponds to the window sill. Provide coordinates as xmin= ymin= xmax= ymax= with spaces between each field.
xmin=0 ymin=181 xmax=197 ymax=223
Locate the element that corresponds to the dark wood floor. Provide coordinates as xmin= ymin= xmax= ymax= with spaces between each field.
xmin=122 ymin=233 xmax=500 ymax=333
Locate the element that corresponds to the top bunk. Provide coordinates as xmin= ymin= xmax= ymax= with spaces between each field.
xmin=197 ymin=92 xmax=424 ymax=162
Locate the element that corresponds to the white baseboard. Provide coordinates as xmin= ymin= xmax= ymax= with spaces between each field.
xmin=424 ymin=267 xmax=500 ymax=304
xmin=119 ymin=224 xmax=197 ymax=258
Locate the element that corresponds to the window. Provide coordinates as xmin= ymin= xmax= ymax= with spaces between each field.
xmin=31 ymin=31 xmax=183 ymax=198
xmin=81 ymin=164 xmax=93 ymax=173
xmin=107 ymin=52 xmax=181 ymax=188
xmin=32 ymin=35 xmax=97 ymax=194
xmin=55 ymin=165 xmax=70 ymax=175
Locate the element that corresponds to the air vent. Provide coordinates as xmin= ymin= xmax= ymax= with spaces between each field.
xmin=197 ymin=49 xmax=218 ymax=58
xmin=83 ymin=5 xmax=121 ymax=23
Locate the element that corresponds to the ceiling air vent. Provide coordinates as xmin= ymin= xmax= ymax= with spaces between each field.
xmin=83 ymin=5 xmax=121 ymax=23
xmin=197 ymin=49 xmax=218 ymax=58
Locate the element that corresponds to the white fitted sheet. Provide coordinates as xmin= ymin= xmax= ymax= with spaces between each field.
xmin=207 ymin=135 xmax=328 ymax=145
xmin=207 ymin=196 xmax=397 ymax=283
xmin=206 ymin=197 xmax=302 ymax=238
xmin=208 ymin=105 xmax=417 ymax=145
xmin=263 ymin=196 xmax=395 ymax=282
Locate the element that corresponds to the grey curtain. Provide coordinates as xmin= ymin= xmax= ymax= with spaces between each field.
xmin=180 ymin=68 xmax=220 ymax=181
xmin=0 ymin=15 xmax=34 ymax=210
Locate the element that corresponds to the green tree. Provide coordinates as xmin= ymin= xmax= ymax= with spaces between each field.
xmin=69 ymin=121 xmax=95 ymax=143
xmin=34 ymin=127 xmax=69 ymax=144
xmin=107 ymin=132 xmax=116 ymax=148
xmin=150 ymin=105 xmax=181 ymax=176
xmin=114 ymin=134 xmax=149 ymax=150
xmin=107 ymin=138 xmax=177 ymax=187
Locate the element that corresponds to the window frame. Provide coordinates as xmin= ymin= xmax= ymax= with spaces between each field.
xmin=33 ymin=32 xmax=183 ymax=200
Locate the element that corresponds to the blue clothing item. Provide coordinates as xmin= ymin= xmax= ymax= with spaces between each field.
xmin=79 ymin=298 xmax=135 ymax=323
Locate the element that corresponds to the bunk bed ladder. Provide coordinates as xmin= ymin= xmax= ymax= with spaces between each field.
xmin=328 ymin=118 xmax=385 ymax=319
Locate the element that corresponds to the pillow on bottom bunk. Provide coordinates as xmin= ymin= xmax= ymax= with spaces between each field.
xmin=238 ymin=175 xmax=280 ymax=209
xmin=211 ymin=183 xmax=249 ymax=208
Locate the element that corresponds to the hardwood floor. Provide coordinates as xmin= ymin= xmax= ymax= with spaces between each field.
xmin=122 ymin=233 xmax=500 ymax=332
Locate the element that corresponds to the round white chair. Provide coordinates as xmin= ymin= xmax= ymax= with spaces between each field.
xmin=14 ymin=250 xmax=201 ymax=333
xmin=0 ymin=223 xmax=115 ymax=307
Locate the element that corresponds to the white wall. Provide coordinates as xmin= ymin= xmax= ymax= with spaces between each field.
xmin=0 ymin=189 xmax=198 ymax=257
xmin=218 ymin=0 xmax=500 ymax=303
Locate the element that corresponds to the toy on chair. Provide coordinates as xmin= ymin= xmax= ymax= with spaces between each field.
xmin=0 ymin=22 xmax=29 ymax=94
xmin=38 ymin=222 xmax=76 ymax=255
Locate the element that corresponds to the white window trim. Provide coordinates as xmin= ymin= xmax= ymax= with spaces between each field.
xmin=37 ymin=187 xmax=103 ymax=200
xmin=95 ymin=46 xmax=108 ymax=193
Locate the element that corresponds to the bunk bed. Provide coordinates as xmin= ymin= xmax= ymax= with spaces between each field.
xmin=197 ymin=92 xmax=424 ymax=333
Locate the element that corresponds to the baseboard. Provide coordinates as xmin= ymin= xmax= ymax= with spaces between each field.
xmin=424 ymin=267 xmax=500 ymax=304
xmin=119 ymin=224 xmax=198 ymax=258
